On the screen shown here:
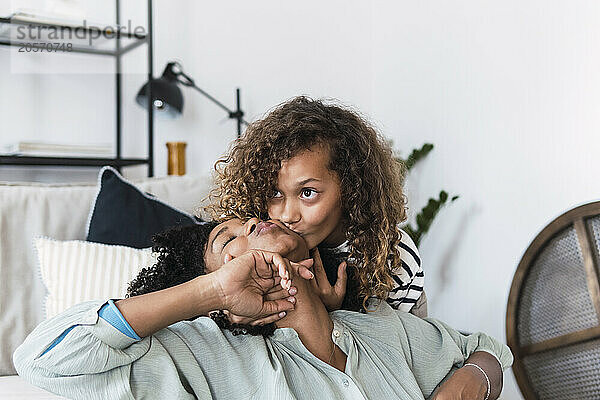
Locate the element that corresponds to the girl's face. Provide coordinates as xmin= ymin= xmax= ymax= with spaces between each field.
xmin=267 ymin=144 xmax=345 ymax=249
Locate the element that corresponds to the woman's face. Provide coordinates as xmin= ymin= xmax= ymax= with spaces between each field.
xmin=267 ymin=144 xmax=345 ymax=249
xmin=204 ymin=218 xmax=309 ymax=272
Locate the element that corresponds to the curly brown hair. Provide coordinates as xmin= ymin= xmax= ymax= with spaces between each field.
xmin=208 ymin=96 xmax=408 ymax=308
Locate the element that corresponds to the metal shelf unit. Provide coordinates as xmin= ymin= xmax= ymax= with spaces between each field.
xmin=0 ymin=0 xmax=155 ymax=176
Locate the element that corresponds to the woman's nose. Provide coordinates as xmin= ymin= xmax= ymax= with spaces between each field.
xmin=244 ymin=218 xmax=259 ymax=236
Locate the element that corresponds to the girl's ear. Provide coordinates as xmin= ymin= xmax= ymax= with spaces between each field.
xmin=223 ymin=253 xmax=234 ymax=264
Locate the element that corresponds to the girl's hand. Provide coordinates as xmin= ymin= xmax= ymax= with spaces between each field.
xmin=213 ymin=251 xmax=314 ymax=321
xmin=431 ymin=366 xmax=488 ymax=400
xmin=309 ymin=248 xmax=347 ymax=312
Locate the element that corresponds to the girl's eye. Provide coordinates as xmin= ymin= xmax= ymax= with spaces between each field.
xmin=300 ymin=188 xmax=317 ymax=200
xmin=272 ymin=191 xmax=283 ymax=199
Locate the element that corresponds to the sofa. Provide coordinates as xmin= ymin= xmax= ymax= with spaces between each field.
xmin=0 ymin=171 xmax=212 ymax=398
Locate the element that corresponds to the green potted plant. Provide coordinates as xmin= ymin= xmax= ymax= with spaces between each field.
xmin=397 ymin=143 xmax=459 ymax=246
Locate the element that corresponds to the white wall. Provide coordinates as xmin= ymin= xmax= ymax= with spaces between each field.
xmin=0 ymin=0 xmax=373 ymax=182
xmin=372 ymin=1 xmax=599 ymax=399
xmin=3 ymin=1 xmax=600 ymax=398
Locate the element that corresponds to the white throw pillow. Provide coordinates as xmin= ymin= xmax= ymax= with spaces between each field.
xmin=35 ymin=237 xmax=157 ymax=319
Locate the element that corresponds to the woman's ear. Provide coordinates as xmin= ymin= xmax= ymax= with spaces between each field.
xmin=223 ymin=253 xmax=234 ymax=264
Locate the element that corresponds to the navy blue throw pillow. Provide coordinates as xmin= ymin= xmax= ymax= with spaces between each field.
xmin=86 ymin=166 xmax=200 ymax=248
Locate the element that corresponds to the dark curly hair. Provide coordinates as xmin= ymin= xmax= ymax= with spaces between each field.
xmin=208 ymin=96 xmax=408 ymax=309
xmin=125 ymin=222 xmax=278 ymax=336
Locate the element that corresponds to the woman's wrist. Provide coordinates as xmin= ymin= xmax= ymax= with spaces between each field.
xmin=463 ymin=363 xmax=490 ymax=400
xmin=190 ymin=273 xmax=227 ymax=315
xmin=115 ymin=274 xmax=224 ymax=338
xmin=463 ymin=351 xmax=502 ymax=399
xmin=433 ymin=363 xmax=488 ymax=399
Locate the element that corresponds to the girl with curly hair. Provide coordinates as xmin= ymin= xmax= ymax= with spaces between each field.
xmin=203 ymin=97 xmax=507 ymax=396
xmin=209 ymin=96 xmax=425 ymax=316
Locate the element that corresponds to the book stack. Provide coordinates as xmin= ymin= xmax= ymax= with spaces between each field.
xmin=2 ymin=141 xmax=113 ymax=158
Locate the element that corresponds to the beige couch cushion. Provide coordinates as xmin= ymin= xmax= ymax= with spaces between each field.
xmin=0 ymin=173 xmax=212 ymax=376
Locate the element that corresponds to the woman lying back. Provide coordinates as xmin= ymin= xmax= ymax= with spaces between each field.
xmin=14 ymin=219 xmax=512 ymax=399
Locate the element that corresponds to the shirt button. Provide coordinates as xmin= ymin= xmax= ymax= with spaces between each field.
xmin=333 ymin=329 xmax=341 ymax=338
xmin=342 ymin=379 xmax=349 ymax=387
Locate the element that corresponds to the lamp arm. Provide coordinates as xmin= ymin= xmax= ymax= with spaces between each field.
xmin=189 ymin=84 xmax=237 ymax=117
xmin=177 ymin=73 xmax=248 ymax=126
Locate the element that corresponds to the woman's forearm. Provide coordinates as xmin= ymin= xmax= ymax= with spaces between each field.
xmin=115 ymin=274 xmax=223 ymax=338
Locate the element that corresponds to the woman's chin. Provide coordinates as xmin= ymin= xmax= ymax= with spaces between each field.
xmin=268 ymin=236 xmax=309 ymax=262
xmin=300 ymin=236 xmax=318 ymax=250
xmin=285 ymin=247 xmax=310 ymax=264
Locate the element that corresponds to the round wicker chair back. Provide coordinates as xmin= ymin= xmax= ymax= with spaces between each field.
xmin=507 ymin=201 xmax=600 ymax=399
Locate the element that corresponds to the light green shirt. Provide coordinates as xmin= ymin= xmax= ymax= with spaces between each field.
xmin=13 ymin=300 xmax=513 ymax=400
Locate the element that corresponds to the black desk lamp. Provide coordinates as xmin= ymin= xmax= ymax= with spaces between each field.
xmin=136 ymin=62 xmax=249 ymax=138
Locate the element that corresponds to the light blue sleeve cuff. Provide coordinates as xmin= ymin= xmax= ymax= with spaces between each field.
xmin=39 ymin=325 xmax=80 ymax=357
xmin=98 ymin=299 xmax=142 ymax=341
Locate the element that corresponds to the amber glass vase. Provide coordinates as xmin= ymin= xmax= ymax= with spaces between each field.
xmin=166 ymin=142 xmax=186 ymax=176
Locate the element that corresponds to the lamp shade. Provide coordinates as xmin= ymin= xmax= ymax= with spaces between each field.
xmin=136 ymin=63 xmax=184 ymax=119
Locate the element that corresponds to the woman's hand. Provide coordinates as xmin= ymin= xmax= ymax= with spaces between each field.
xmin=308 ymin=248 xmax=347 ymax=312
xmin=228 ymin=285 xmax=298 ymax=326
xmin=431 ymin=366 xmax=488 ymax=400
xmin=211 ymin=250 xmax=314 ymax=320
xmin=224 ymin=254 xmax=315 ymax=326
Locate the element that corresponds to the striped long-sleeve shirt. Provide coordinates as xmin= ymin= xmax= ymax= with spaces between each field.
xmin=322 ymin=227 xmax=425 ymax=313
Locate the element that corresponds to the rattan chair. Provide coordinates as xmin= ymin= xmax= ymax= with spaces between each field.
xmin=507 ymin=201 xmax=600 ymax=399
